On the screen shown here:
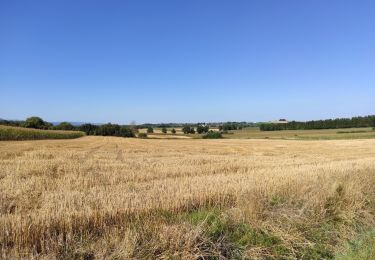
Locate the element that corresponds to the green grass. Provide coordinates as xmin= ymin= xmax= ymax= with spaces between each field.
xmin=36 ymin=203 xmax=375 ymax=259
xmin=223 ymin=127 xmax=375 ymax=140
xmin=0 ymin=125 xmax=85 ymax=141
xmin=182 ymin=208 xmax=341 ymax=259
xmin=335 ymin=230 xmax=375 ymax=260
xmin=336 ymin=130 xmax=371 ymax=134
xmin=182 ymin=209 xmax=289 ymax=259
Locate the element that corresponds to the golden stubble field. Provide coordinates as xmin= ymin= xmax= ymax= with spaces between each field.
xmin=1 ymin=136 xmax=375 ymax=258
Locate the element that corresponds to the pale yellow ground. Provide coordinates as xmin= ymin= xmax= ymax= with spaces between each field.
xmin=1 ymin=136 xmax=375 ymax=256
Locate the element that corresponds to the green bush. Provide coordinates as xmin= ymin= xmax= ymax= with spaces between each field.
xmin=197 ymin=125 xmax=209 ymax=134
xmin=119 ymin=126 xmax=135 ymax=137
xmin=171 ymin=128 xmax=176 ymax=134
xmin=161 ymin=127 xmax=167 ymax=134
xmin=138 ymin=133 xmax=148 ymax=138
xmin=147 ymin=127 xmax=154 ymax=133
xmin=182 ymin=126 xmax=195 ymax=134
xmin=23 ymin=116 xmax=52 ymax=129
xmin=54 ymin=122 xmax=75 ymax=131
xmin=94 ymin=123 xmax=135 ymax=137
xmin=202 ymin=131 xmax=223 ymax=139
xmin=78 ymin=124 xmax=98 ymax=135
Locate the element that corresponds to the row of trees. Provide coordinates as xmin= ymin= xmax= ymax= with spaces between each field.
xmin=0 ymin=117 xmax=215 ymax=136
xmin=182 ymin=126 xmax=196 ymax=134
xmin=146 ymin=127 xmax=177 ymax=134
xmin=144 ymin=125 xmax=210 ymax=135
xmin=79 ymin=123 xmax=135 ymax=137
xmin=0 ymin=117 xmax=54 ymax=129
xmin=181 ymin=125 xmax=210 ymax=134
xmin=218 ymin=122 xmax=249 ymax=131
xmin=260 ymin=115 xmax=375 ymax=131
xmin=0 ymin=117 xmax=77 ymax=130
xmin=138 ymin=122 xmax=258 ymax=131
xmin=145 ymin=124 xmax=209 ymax=135
xmin=0 ymin=117 xmax=136 ymax=137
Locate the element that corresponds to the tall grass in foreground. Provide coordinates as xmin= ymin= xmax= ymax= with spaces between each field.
xmin=0 ymin=125 xmax=85 ymax=140
xmin=0 ymin=137 xmax=375 ymax=258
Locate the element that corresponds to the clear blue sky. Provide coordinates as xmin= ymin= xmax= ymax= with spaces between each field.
xmin=1 ymin=0 xmax=374 ymax=124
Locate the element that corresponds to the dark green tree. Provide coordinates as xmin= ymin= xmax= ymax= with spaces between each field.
xmin=197 ymin=125 xmax=209 ymax=134
xmin=182 ymin=126 xmax=191 ymax=134
xmin=23 ymin=117 xmax=50 ymax=129
xmin=55 ymin=122 xmax=74 ymax=131
xmin=202 ymin=131 xmax=222 ymax=139
xmin=182 ymin=126 xmax=196 ymax=134
xmin=260 ymin=115 xmax=375 ymax=131
xmin=119 ymin=126 xmax=135 ymax=137
xmin=79 ymin=124 xmax=98 ymax=135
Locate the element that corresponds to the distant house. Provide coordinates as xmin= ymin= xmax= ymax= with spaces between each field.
xmin=270 ymin=119 xmax=289 ymax=124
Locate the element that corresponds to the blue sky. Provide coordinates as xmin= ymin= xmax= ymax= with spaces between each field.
xmin=1 ymin=0 xmax=374 ymax=124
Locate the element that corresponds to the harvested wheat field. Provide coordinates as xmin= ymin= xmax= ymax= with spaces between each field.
xmin=1 ymin=136 xmax=375 ymax=259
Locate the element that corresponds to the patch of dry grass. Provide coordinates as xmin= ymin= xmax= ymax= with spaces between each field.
xmin=1 ymin=137 xmax=375 ymax=258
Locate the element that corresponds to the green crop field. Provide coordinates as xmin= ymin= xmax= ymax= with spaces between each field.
xmin=224 ymin=127 xmax=375 ymax=140
xmin=0 ymin=125 xmax=85 ymax=141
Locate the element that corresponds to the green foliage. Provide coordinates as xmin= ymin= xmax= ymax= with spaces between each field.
xmin=119 ymin=126 xmax=135 ymax=137
xmin=218 ymin=122 xmax=252 ymax=131
xmin=182 ymin=126 xmax=195 ymax=134
xmin=182 ymin=126 xmax=189 ymax=134
xmin=55 ymin=122 xmax=74 ymax=131
xmin=2 ymin=116 xmax=135 ymax=138
xmin=196 ymin=124 xmax=209 ymax=134
xmin=147 ymin=127 xmax=154 ymax=133
xmin=95 ymin=123 xmax=135 ymax=137
xmin=171 ymin=128 xmax=176 ymax=134
xmin=78 ymin=123 xmax=135 ymax=138
xmin=185 ymin=209 xmax=288 ymax=258
xmin=161 ymin=127 xmax=167 ymax=134
xmin=95 ymin=123 xmax=119 ymax=136
xmin=0 ymin=119 xmax=23 ymax=127
xmin=0 ymin=125 xmax=85 ymax=141
xmin=138 ymin=133 xmax=148 ymax=138
xmin=202 ymin=131 xmax=223 ymax=139
xmin=78 ymin=124 xmax=98 ymax=135
xmin=335 ymin=230 xmax=375 ymax=260
xmin=23 ymin=116 xmax=52 ymax=129
xmin=219 ymin=123 xmax=240 ymax=131
xmin=260 ymin=115 xmax=375 ymax=131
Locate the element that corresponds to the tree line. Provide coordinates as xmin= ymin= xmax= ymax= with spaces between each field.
xmin=260 ymin=115 xmax=375 ymax=131
xmin=0 ymin=117 xmax=136 ymax=137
